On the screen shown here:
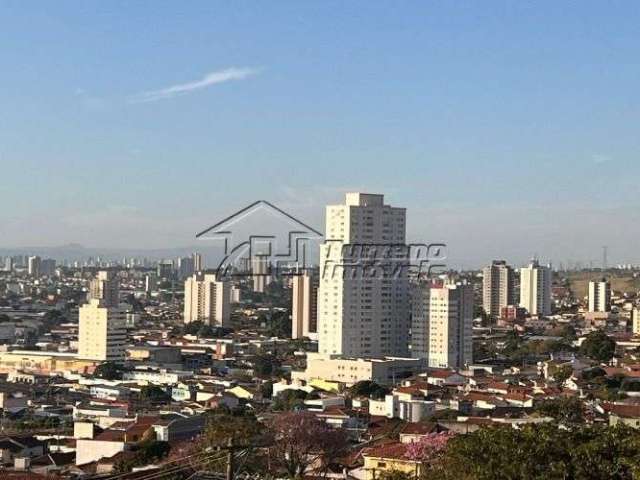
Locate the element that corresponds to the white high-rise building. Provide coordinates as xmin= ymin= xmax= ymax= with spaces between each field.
xmin=588 ymin=279 xmax=611 ymax=313
xmin=318 ymin=193 xmax=410 ymax=358
xmin=411 ymin=280 xmax=473 ymax=369
xmin=178 ymin=256 xmax=195 ymax=279
xmin=144 ymin=273 xmax=158 ymax=294
xmin=27 ymin=256 xmax=41 ymax=277
xmin=183 ymin=272 xmax=230 ymax=327
xmin=292 ymin=270 xmax=319 ymax=340
xmin=89 ymin=271 xmax=119 ymax=307
xmin=482 ymin=260 xmax=515 ymax=320
xmin=519 ymin=260 xmax=552 ymax=316
xmin=78 ymin=299 xmax=127 ymax=362
xmin=251 ymin=254 xmax=271 ymax=293
xmin=192 ymin=252 xmax=203 ymax=272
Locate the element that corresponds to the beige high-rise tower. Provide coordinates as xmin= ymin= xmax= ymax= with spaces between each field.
xmin=519 ymin=260 xmax=552 ymax=316
xmin=183 ymin=272 xmax=230 ymax=327
xmin=292 ymin=270 xmax=319 ymax=340
xmin=482 ymin=260 xmax=515 ymax=320
xmin=317 ymin=193 xmax=410 ymax=358
xmin=78 ymin=299 xmax=127 ymax=362
xmin=411 ymin=280 xmax=473 ymax=368
xmin=89 ymin=270 xmax=119 ymax=307
xmin=588 ymin=278 xmax=611 ymax=313
xmin=251 ymin=254 xmax=271 ymax=293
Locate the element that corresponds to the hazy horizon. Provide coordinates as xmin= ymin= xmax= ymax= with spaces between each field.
xmin=2 ymin=2 xmax=639 ymax=267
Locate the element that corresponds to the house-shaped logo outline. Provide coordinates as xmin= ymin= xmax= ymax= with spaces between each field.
xmin=196 ymin=200 xmax=324 ymax=279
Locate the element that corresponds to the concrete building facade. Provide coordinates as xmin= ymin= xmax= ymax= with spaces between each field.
xmin=291 ymin=269 xmax=319 ymax=340
xmin=78 ymin=299 xmax=127 ymax=362
xmin=519 ymin=260 xmax=552 ymax=316
xmin=411 ymin=280 xmax=473 ymax=369
xmin=183 ymin=272 xmax=230 ymax=327
xmin=588 ymin=278 xmax=611 ymax=313
xmin=482 ymin=260 xmax=515 ymax=320
xmin=317 ymin=193 xmax=410 ymax=358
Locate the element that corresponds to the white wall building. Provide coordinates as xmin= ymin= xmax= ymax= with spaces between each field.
xmin=292 ymin=353 xmax=424 ymax=386
xmin=317 ymin=193 xmax=410 ymax=358
xmin=482 ymin=260 xmax=515 ymax=319
xmin=78 ymin=299 xmax=127 ymax=362
xmin=27 ymin=256 xmax=41 ymax=277
xmin=411 ymin=280 xmax=473 ymax=369
xmin=292 ymin=270 xmax=319 ymax=340
xmin=519 ymin=260 xmax=552 ymax=316
xmin=588 ymin=278 xmax=611 ymax=313
xmin=183 ymin=272 xmax=230 ymax=326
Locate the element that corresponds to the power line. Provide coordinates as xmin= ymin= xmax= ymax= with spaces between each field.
xmin=103 ymin=450 xmax=227 ymax=480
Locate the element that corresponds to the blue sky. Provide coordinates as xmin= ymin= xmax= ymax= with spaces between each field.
xmin=1 ymin=1 xmax=639 ymax=267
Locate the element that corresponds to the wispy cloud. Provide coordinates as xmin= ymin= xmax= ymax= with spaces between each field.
xmin=592 ymin=153 xmax=612 ymax=165
xmin=131 ymin=67 xmax=259 ymax=103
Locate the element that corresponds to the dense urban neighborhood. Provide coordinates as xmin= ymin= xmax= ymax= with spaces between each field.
xmin=2 ymin=194 xmax=640 ymax=479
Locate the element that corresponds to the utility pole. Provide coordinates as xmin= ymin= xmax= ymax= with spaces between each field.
xmin=602 ymin=246 xmax=608 ymax=271
xmin=226 ymin=438 xmax=235 ymax=480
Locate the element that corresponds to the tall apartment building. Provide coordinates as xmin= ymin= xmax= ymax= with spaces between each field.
xmin=482 ymin=260 xmax=515 ymax=320
xmin=519 ymin=260 xmax=552 ymax=316
xmin=89 ymin=271 xmax=119 ymax=307
xmin=183 ymin=272 xmax=230 ymax=327
xmin=411 ymin=280 xmax=473 ymax=369
xmin=292 ymin=270 xmax=319 ymax=340
xmin=27 ymin=256 xmax=41 ymax=277
xmin=41 ymin=258 xmax=57 ymax=277
xmin=157 ymin=260 xmax=174 ymax=280
xmin=251 ymin=254 xmax=271 ymax=293
xmin=177 ymin=256 xmax=195 ymax=279
xmin=317 ymin=193 xmax=410 ymax=358
xmin=4 ymin=257 xmax=13 ymax=272
xmin=78 ymin=299 xmax=127 ymax=361
xmin=588 ymin=278 xmax=611 ymax=313
xmin=144 ymin=273 xmax=158 ymax=294
xmin=192 ymin=252 xmax=203 ymax=272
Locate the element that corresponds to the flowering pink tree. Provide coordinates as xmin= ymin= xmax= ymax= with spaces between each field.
xmin=404 ymin=432 xmax=455 ymax=465
xmin=269 ymin=411 xmax=348 ymax=478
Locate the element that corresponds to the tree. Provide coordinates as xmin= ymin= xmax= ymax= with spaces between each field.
xmin=534 ymin=396 xmax=585 ymax=424
xmin=580 ymin=330 xmax=616 ymax=362
xmin=405 ymin=432 xmax=454 ymax=475
xmin=253 ymin=354 xmax=281 ymax=378
xmin=379 ymin=471 xmax=413 ymax=480
xmin=553 ymin=364 xmax=574 ymax=385
xmin=94 ymin=361 xmax=124 ymax=380
xmin=114 ymin=440 xmax=171 ymax=473
xmin=269 ymin=411 xmax=348 ymax=478
xmin=140 ymin=385 xmax=171 ymax=403
xmin=183 ymin=321 xmax=204 ymax=335
xmin=429 ymin=423 xmax=640 ymax=480
xmin=265 ymin=310 xmax=292 ymax=338
xmin=272 ymin=389 xmax=308 ymax=411
xmin=197 ymin=410 xmax=266 ymax=474
xmin=260 ymin=381 xmax=274 ymax=399
xmin=348 ymin=380 xmax=390 ymax=400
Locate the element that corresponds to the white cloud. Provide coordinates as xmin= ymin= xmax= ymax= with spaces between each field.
xmin=131 ymin=67 xmax=259 ymax=103
xmin=592 ymin=154 xmax=612 ymax=164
